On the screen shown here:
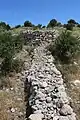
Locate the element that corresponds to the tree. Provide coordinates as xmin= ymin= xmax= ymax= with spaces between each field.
xmin=0 ymin=22 xmax=10 ymax=30
xmin=49 ymin=31 xmax=80 ymax=62
xmin=15 ymin=25 xmax=21 ymax=28
xmin=57 ymin=22 xmax=62 ymax=27
xmin=0 ymin=22 xmax=6 ymax=28
xmin=67 ymin=19 xmax=77 ymax=28
xmin=47 ymin=19 xmax=57 ymax=28
xmin=64 ymin=23 xmax=73 ymax=30
xmin=6 ymin=24 xmax=11 ymax=30
xmin=77 ymin=24 xmax=80 ymax=27
xmin=24 ymin=21 xmax=33 ymax=27
xmin=63 ymin=19 xmax=77 ymax=30
xmin=42 ymin=26 xmax=46 ymax=28
xmin=37 ymin=24 xmax=42 ymax=29
xmin=67 ymin=19 xmax=77 ymax=25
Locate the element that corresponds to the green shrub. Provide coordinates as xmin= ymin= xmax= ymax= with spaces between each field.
xmin=33 ymin=26 xmax=38 ymax=30
xmin=24 ymin=21 xmax=33 ymax=27
xmin=1 ymin=57 xmax=13 ymax=74
xmin=42 ymin=26 xmax=46 ymax=28
xmin=64 ymin=23 xmax=74 ymax=30
xmin=12 ymin=59 xmax=24 ymax=73
xmin=0 ymin=33 xmax=14 ymax=58
xmin=47 ymin=19 xmax=57 ymax=28
xmin=37 ymin=24 xmax=42 ymax=29
xmin=13 ymin=35 xmax=23 ymax=52
xmin=77 ymin=24 xmax=80 ymax=27
xmin=1 ymin=57 xmax=23 ymax=75
xmin=57 ymin=22 xmax=62 ymax=27
xmin=0 ymin=33 xmax=23 ymax=57
xmin=49 ymin=31 xmax=80 ymax=63
xmin=0 ymin=22 xmax=10 ymax=30
xmin=67 ymin=19 xmax=77 ymax=25
xmin=15 ymin=25 xmax=21 ymax=28
xmin=0 ymin=32 xmax=23 ymax=75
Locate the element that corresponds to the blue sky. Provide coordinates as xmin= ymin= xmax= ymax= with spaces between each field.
xmin=0 ymin=0 xmax=80 ymax=26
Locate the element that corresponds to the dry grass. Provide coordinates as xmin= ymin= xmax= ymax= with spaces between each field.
xmin=0 ymin=47 xmax=31 ymax=120
xmin=0 ymin=91 xmax=10 ymax=120
xmin=0 ymin=92 xmax=24 ymax=120
xmin=55 ymin=56 xmax=80 ymax=120
xmin=0 ymin=73 xmax=25 ymax=120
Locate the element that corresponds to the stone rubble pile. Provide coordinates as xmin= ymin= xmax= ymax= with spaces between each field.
xmin=23 ymin=30 xmax=76 ymax=120
xmin=22 ymin=30 xmax=57 ymax=45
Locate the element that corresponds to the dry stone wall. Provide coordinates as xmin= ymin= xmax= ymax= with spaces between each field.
xmin=22 ymin=30 xmax=76 ymax=120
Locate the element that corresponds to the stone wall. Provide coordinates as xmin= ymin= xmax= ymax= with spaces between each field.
xmin=22 ymin=30 xmax=76 ymax=120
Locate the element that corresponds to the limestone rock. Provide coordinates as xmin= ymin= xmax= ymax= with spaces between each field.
xmin=28 ymin=113 xmax=44 ymax=120
xmin=59 ymin=116 xmax=69 ymax=120
xmin=68 ymin=113 xmax=76 ymax=120
xmin=40 ymin=81 xmax=48 ymax=88
xmin=11 ymin=108 xmax=15 ymax=113
xmin=53 ymin=116 xmax=59 ymax=120
xmin=59 ymin=104 xmax=73 ymax=116
xmin=51 ymin=67 xmax=61 ymax=75
xmin=46 ymin=97 xmax=52 ymax=103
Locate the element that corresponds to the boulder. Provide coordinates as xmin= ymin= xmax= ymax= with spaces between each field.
xmin=59 ymin=104 xmax=73 ymax=116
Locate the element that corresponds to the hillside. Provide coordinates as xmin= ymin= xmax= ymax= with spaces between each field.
xmin=0 ymin=27 xmax=80 ymax=120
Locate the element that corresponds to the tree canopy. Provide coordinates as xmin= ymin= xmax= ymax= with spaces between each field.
xmin=24 ymin=21 xmax=33 ymax=27
xmin=47 ymin=19 xmax=58 ymax=28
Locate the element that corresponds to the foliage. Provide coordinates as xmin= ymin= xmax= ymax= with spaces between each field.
xmin=33 ymin=26 xmax=38 ymax=30
xmin=42 ymin=26 xmax=46 ymax=28
xmin=47 ymin=19 xmax=62 ymax=28
xmin=6 ymin=24 xmax=11 ymax=30
xmin=57 ymin=22 xmax=62 ymax=27
xmin=0 ymin=22 xmax=10 ymax=30
xmin=64 ymin=19 xmax=77 ymax=30
xmin=67 ymin=19 xmax=77 ymax=25
xmin=0 ymin=33 xmax=14 ymax=58
xmin=13 ymin=35 xmax=23 ymax=52
xmin=77 ymin=24 xmax=80 ymax=27
xmin=64 ymin=23 xmax=74 ymax=30
xmin=37 ymin=24 xmax=42 ymax=29
xmin=0 ymin=33 xmax=22 ymax=58
xmin=33 ymin=24 xmax=42 ymax=29
xmin=1 ymin=57 xmax=13 ymax=74
xmin=49 ymin=31 xmax=80 ymax=63
xmin=24 ymin=20 xmax=33 ymax=27
xmin=15 ymin=25 xmax=21 ymax=28
xmin=0 ymin=32 xmax=23 ymax=74
xmin=47 ymin=19 xmax=57 ymax=28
